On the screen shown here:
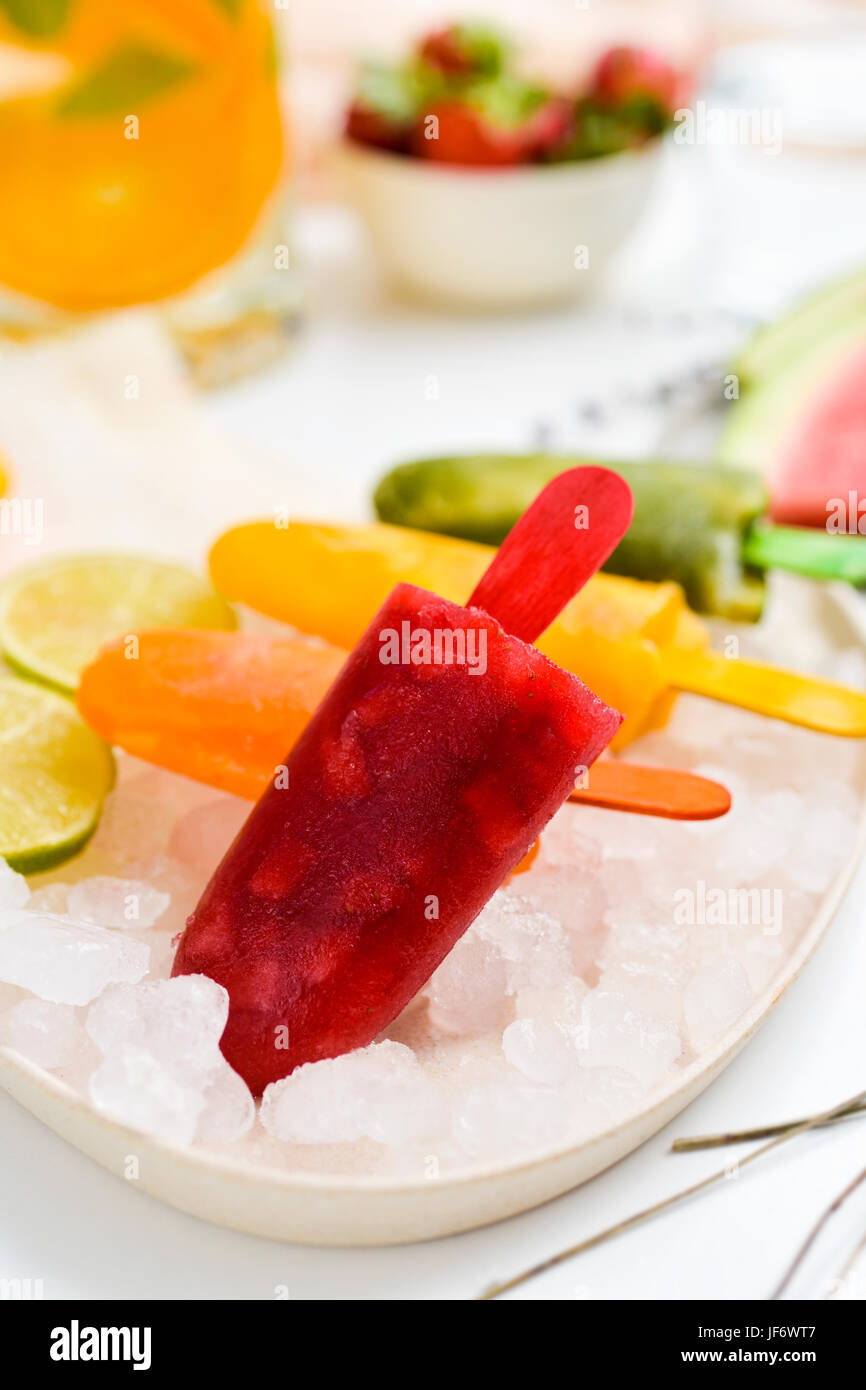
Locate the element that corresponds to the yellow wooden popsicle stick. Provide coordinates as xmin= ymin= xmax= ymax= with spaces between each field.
xmin=663 ymin=646 xmax=866 ymax=737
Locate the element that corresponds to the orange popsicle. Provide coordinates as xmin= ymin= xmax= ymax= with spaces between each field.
xmin=78 ymin=628 xmax=730 ymax=820
xmin=78 ymin=628 xmax=345 ymax=801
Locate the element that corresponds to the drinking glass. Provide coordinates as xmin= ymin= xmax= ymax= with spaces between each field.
xmin=0 ymin=0 xmax=299 ymax=384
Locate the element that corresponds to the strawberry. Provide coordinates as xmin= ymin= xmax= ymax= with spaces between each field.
xmin=344 ymin=62 xmax=423 ymax=154
xmin=345 ymin=99 xmax=409 ymax=153
xmin=413 ymin=85 xmax=571 ymax=167
xmin=417 ymin=23 xmax=506 ymax=79
xmin=590 ymin=45 xmax=683 ymax=118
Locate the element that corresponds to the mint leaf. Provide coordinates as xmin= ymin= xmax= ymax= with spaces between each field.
xmin=0 ymin=0 xmax=71 ymax=36
xmin=211 ymin=0 xmax=241 ymax=17
xmin=57 ymin=45 xmax=195 ymax=118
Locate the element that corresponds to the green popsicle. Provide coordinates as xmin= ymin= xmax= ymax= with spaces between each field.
xmin=375 ymin=455 xmax=768 ymax=620
xmin=374 ymin=455 xmax=866 ymax=621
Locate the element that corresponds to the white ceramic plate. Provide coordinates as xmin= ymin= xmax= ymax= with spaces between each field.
xmin=1 ymin=586 xmax=864 ymax=1246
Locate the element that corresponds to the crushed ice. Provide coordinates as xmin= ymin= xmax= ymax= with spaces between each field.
xmin=0 ymin=632 xmax=863 ymax=1175
xmin=87 ymin=977 xmax=253 ymax=1146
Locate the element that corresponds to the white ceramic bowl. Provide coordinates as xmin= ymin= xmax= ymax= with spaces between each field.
xmin=339 ymin=138 xmax=665 ymax=310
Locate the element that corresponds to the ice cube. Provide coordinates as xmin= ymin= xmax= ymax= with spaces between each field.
xmin=260 ymin=1041 xmax=448 ymax=1146
xmin=712 ymin=790 xmax=799 ymax=882
xmin=196 ymin=1063 xmax=256 ymax=1144
xmin=86 ymin=976 xmax=254 ymax=1146
xmin=599 ymin=809 xmax=667 ymax=864
xmin=0 ymin=859 xmax=30 ymax=909
xmin=67 ymin=877 xmax=170 ymax=929
xmin=535 ymin=821 xmax=602 ymax=874
xmin=570 ymin=1066 xmax=647 ymax=1127
xmin=514 ymin=975 xmax=588 ymax=1034
xmin=683 ymin=962 xmax=753 ymax=1052
xmin=0 ymin=998 xmax=87 ymax=1070
xmin=600 ymin=858 xmax=676 ymax=930
xmin=86 ymin=975 xmax=228 ymax=1074
xmin=0 ymin=911 xmax=149 ymax=1004
xmin=27 ymin=883 xmax=70 ymax=913
xmin=89 ymin=1044 xmax=207 ymax=1147
xmin=784 ymin=796 xmax=857 ymax=893
xmin=666 ymin=695 xmax=746 ymax=749
xmin=451 ymin=1078 xmax=567 ymax=1159
xmin=425 ymin=929 xmax=509 ymax=1035
xmin=502 ymin=1017 xmax=574 ymax=1085
xmin=0 ymin=982 xmax=25 ymax=1012
xmin=120 ymin=857 xmax=199 ymax=936
xmin=138 ymin=930 xmax=179 ymax=979
xmin=474 ymin=889 xmax=573 ymax=994
xmin=519 ymin=867 xmax=607 ymax=979
xmin=598 ymin=960 xmax=686 ymax=1023
xmin=603 ymin=918 xmax=688 ymax=966
xmin=577 ymin=989 xmax=681 ymax=1086
xmin=738 ymin=934 xmax=784 ymax=993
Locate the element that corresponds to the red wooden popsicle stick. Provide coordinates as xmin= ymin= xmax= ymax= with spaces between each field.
xmin=465 ymin=467 xmax=730 ymax=821
xmin=466 ymin=466 xmax=635 ymax=643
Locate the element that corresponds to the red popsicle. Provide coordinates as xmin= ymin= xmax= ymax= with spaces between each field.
xmin=172 ymin=469 xmax=633 ymax=1091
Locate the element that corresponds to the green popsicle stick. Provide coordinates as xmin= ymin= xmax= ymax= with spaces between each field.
xmin=743 ymin=522 xmax=866 ymax=586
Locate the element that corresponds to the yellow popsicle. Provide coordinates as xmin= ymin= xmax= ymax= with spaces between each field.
xmin=209 ymin=520 xmax=866 ymax=743
xmin=210 ymin=520 xmax=683 ymax=747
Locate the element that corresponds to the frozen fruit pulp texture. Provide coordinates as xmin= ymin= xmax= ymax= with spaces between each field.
xmin=173 ymin=584 xmax=621 ymax=1092
xmin=209 ymin=519 xmax=704 ymax=747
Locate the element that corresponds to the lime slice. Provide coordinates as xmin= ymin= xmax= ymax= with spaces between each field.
xmin=0 ymin=554 xmax=236 ymax=693
xmin=0 ymin=677 xmax=114 ymax=873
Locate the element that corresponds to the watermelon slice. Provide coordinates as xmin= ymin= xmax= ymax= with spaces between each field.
xmin=733 ymin=266 xmax=866 ymax=388
xmin=720 ymin=288 xmax=866 ymax=530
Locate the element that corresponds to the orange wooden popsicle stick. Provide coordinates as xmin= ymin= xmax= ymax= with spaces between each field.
xmin=509 ymin=839 xmax=540 ymax=877
xmin=571 ymin=760 xmax=731 ymax=820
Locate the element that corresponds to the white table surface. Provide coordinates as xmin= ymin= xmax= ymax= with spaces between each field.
xmin=2 ymin=128 xmax=866 ymax=1301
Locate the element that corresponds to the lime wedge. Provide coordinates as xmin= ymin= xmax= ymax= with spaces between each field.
xmin=0 ymin=677 xmax=114 ymax=873
xmin=0 ymin=554 xmax=236 ymax=693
